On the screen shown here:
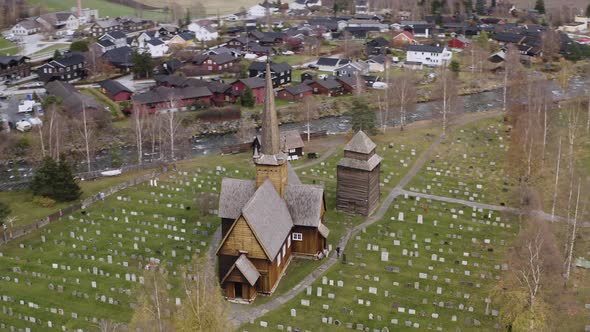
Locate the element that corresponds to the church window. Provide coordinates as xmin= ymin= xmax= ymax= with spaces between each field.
xmin=292 ymin=233 xmax=303 ymax=241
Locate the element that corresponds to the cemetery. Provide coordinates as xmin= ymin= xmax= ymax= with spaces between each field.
xmin=408 ymin=117 xmax=514 ymax=206
xmin=244 ymin=194 xmax=519 ymax=331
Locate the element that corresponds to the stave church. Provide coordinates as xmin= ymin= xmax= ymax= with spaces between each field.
xmin=216 ymin=62 xmax=330 ymax=303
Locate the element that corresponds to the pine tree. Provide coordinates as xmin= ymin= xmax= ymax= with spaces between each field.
xmin=534 ymin=0 xmax=545 ymax=14
xmin=0 ymin=201 xmax=10 ymax=223
xmin=350 ymin=97 xmax=377 ymax=135
xmin=475 ymin=0 xmax=486 ymax=15
xmin=240 ymin=86 xmax=255 ymax=108
xmin=53 ymin=49 xmax=62 ymax=60
xmin=184 ymin=8 xmax=191 ymax=27
xmin=30 ymin=157 xmax=81 ymax=202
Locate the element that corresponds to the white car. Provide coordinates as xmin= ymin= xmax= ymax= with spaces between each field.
xmin=372 ymin=82 xmax=388 ymax=90
xmin=281 ymin=50 xmax=294 ymax=55
xmin=15 ymin=120 xmax=32 ymax=132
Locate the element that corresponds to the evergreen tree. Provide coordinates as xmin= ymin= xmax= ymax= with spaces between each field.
xmin=450 ymin=60 xmax=460 ymax=73
xmin=53 ymin=49 xmax=62 ymax=60
xmin=350 ymin=97 xmax=376 ymax=135
xmin=30 ymin=157 xmax=81 ymax=202
xmin=131 ymin=51 xmax=154 ymax=79
xmin=475 ymin=0 xmax=486 ymax=15
xmin=240 ymin=86 xmax=255 ymax=108
xmin=184 ymin=8 xmax=191 ymax=27
xmin=491 ymin=0 xmax=496 ymax=7
xmin=534 ymin=0 xmax=545 ymax=14
xmin=69 ymin=40 xmax=89 ymax=52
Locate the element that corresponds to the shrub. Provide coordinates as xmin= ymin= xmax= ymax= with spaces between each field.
xmin=32 ymin=196 xmax=56 ymax=208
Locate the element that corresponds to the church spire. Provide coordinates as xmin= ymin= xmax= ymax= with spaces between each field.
xmin=260 ymin=60 xmax=280 ymax=156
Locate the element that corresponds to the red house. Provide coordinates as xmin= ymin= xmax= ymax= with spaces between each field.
xmin=99 ymin=79 xmax=133 ymax=101
xmin=230 ymin=77 xmax=266 ymax=105
xmin=132 ymin=86 xmax=212 ymax=112
xmin=277 ymin=83 xmax=312 ymax=101
xmin=193 ymin=53 xmax=238 ymax=73
xmin=307 ymin=78 xmax=344 ymax=96
xmin=448 ymin=36 xmax=471 ymax=49
xmin=392 ymin=31 xmax=418 ymax=47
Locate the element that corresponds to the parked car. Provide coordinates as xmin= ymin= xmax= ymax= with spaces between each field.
xmin=281 ymin=50 xmax=295 ymax=55
xmin=15 ymin=120 xmax=32 ymax=132
xmin=307 ymin=64 xmax=319 ymax=69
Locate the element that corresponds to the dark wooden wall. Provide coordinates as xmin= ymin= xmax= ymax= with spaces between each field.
xmin=336 ymin=165 xmax=380 ymax=216
xmin=292 ymin=226 xmax=324 ymax=255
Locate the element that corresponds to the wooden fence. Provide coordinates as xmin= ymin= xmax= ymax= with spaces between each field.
xmin=220 ymin=130 xmax=328 ymax=155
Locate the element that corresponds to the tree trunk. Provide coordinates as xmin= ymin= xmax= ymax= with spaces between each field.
xmin=551 ymin=137 xmax=561 ymax=222
xmin=564 ymin=180 xmax=581 ymax=283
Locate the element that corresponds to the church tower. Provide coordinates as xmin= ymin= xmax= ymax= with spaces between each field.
xmin=253 ymin=61 xmax=289 ymax=198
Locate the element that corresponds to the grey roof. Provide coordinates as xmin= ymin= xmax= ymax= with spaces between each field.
xmin=147 ymin=38 xmax=164 ymax=46
xmin=288 ymin=164 xmax=301 ymax=185
xmin=344 ymin=130 xmax=376 ymax=154
xmin=234 ymin=254 xmax=261 ymax=286
xmin=284 ymin=83 xmax=312 ymax=95
xmin=316 ymin=57 xmax=339 ymax=66
xmin=46 ymin=81 xmax=105 ymax=113
xmin=312 ymin=77 xmax=341 ymax=90
xmin=242 ymin=180 xmax=293 ymax=259
xmin=97 ymin=39 xmax=114 ymax=48
xmin=407 ymin=45 xmax=445 ymax=53
xmin=0 ymin=56 xmax=29 ymax=65
xmin=239 ymin=77 xmax=266 ymax=89
xmin=281 ymin=130 xmax=304 ymax=150
xmin=285 ymin=184 xmax=324 ymax=227
xmin=94 ymin=19 xmax=120 ymax=28
xmin=104 ymin=30 xmax=127 ymax=39
xmin=337 ymin=153 xmax=382 ymax=171
xmin=99 ymin=79 xmax=132 ymax=95
xmin=218 ymin=178 xmax=257 ymax=220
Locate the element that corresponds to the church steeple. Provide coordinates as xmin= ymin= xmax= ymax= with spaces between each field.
xmin=254 ymin=60 xmax=288 ymax=197
xmin=260 ymin=61 xmax=280 ymax=155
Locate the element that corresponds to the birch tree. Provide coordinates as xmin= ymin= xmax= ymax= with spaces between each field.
xmin=163 ymin=95 xmax=183 ymax=160
xmin=391 ymin=70 xmax=416 ymax=131
xmin=550 ymin=137 xmax=562 ymax=222
xmin=503 ymin=44 xmax=521 ymax=112
xmin=129 ymin=268 xmax=175 ymax=332
xmin=434 ymin=66 xmax=458 ymax=136
xmin=563 ymin=179 xmax=583 ymax=283
xmin=302 ymin=95 xmax=319 ymax=141
xmin=131 ymin=105 xmax=148 ymax=165
xmin=78 ymin=103 xmax=93 ymax=173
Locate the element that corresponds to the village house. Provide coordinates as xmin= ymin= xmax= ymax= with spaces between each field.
xmin=10 ymin=19 xmax=41 ymax=36
xmin=448 ymin=35 xmax=471 ymax=49
xmin=99 ymin=31 xmax=128 ymax=49
xmin=37 ymin=53 xmax=87 ymax=82
xmin=188 ymin=23 xmax=219 ymax=41
xmin=336 ymin=74 xmax=360 ymax=94
xmin=217 ymin=63 xmax=328 ymax=302
xmin=102 ymin=46 xmax=134 ymax=71
xmin=93 ymin=39 xmax=116 ymax=54
xmin=231 ymin=77 xmax=266 ymax=104
xmin=315 ymin=57 xmax=349 ymax=72
xmin=227 ymin=37 xmax=251 ymax=50
xmin=203 ymin=47 xmax=243 ymax=58
xmin=308 ymin=77 xmax=343 ymax=96
xmin=89 ymin=19 xmax=122 ymax=37
xmin=334 ymin=60 xmax=369 ymax=77
xmin=117 ymin=16 xmax=153 ymax=32
xmin=406 ymin=45 xmax=452 ymax=67
xmin=168 ymin=32 xmax=196 ymax=48
xmin=193 ymin=53 xmax=237 ymax=73
xmin=36 ymin=11 xmax=80 ymax=33
xmin=133 ymin=30 xmax=160 ymax=48
xmin=158 ymin=24 xmax=180 ymax=37
xmin=247 ymin=1 xmax=278 ymax=18
xmin=132 ymin=85 xmax=212 ymax=112
xmin=277 ymin=83 xmax=312 ymax=101
xmin=391 ymin=31 xmax=418 ymax=47
xmin=0 ymin=56 xmax=31 ymax=81
xmin=366 ymin=54 xmax=392 ymax=72
xmin=144 ymin=39 xmax=168 ymax=58
xmin=354 ymin=0 xmax=369 ymax=14
xmin=98 ymin=79 xmax=133 ymax=102
xmin=45 ymin=80 xmax=105 ymax=114
xmin=365 ymin=37 xmax=391 ymax=55
xmin=249 ymin=61 xmax=292 ymax=88
xmin=281 ymin=130 xmax=305 ymax=158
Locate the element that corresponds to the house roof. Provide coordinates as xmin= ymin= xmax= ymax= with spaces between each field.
xmin=99 ymin=79 xmax=132 ymax=96
xmin=336 ymin=75 xmax=357 ymax=88
xmin=176 ymin=32 xmax=195 ymax=41
xmin=311 ymin=77 xmax=341 ymax=90
xmin=344 ymin=130 xmax=376 ymax=154
xmin=283 ymin=83 xmax=312 ymax=95
xmin=249 ymin=61 xmax=292 ymax=73
xmin=0 ymin=56 xmax=29 ymax=65
xmin=281 ymin=130 xmax=304 ymax=150
xmin=284 ymin=184 xmax=324 ymax=227
xmin=132 ymin=85 xmax=212 ymax=105
xmin=242 ymin=180 xmax=293 ymax=259
xmin=97 ymin=39 xmax=115 ymax=48
xmin=234 ymin=254 xmax=261 ymax=286
xmin=238 ymin=77 xmax=266 ymax=89
xmin=15 ymin=19 xmax=40 ymax=30
xmin=407 ymin=44 xmax=445 ymax=53
xmin=316 ymin=57 xmax=340 ymax=67
xmin=147 ymin=38 xmax=165 ymax=46
xmin=210 ymin=52 xmax=236 ymax=65
xmin=337 ymin=153 xmax=382 ymax=171
xmin=51 ymin=53 xmax=85 ymax=67
xmin=393 ymin=31 xmax=416 ymax=41
xmin=218 ymin=179 xmax=257 ymax=220
xmin=46 ymin=81 xmax=104 ymax=114
xmin=103 ymin=47 xmax=134 ymax=67
xmin=94 ymin=19 xmax=120 ymax=28
xmin=103 ymin=30 xmax=127 ymax=39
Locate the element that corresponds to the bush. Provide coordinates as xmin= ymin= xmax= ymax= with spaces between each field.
xmin=32 ymin=196 xmax=56 ymax=208
xmin=30 ymin=157 xmax=81 ymax=202
xmin=0 ymin=201 xmax=10 ymax=221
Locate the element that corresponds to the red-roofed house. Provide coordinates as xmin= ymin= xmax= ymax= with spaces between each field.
xmin=230 ymin=77 xmax=266 ymax=104
xmin=448 ymin=36 xmax=471 ymax=49
xmin=392 ymin=31 xmax=418 ymax=47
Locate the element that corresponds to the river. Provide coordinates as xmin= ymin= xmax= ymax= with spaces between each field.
xmin=1 ymin=75 xmax=588 ymax=183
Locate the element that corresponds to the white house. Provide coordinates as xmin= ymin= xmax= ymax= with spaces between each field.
xmin=188 ymin=23 xmax=219 ymax=41
xmin=37 ymin=12 xmax=80 ymax=31
xmin=10 ymin=19 xmax=41 ymax=36
xmin=406 ymin=45 xmax=452 ymax=66
xmin=134 ymin=30 xmax=159 ymax=48
xmin=248 ymin=2 xmax=277 ymax=18
xmin=144 ymin=39 xmax=168 ymax=58
xmin=290 ymin=0 xmax=322 ymax=10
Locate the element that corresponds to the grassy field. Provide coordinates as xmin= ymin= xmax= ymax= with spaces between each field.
xmin=408 ymin=116 xmax=514 ymax=206
xmin=244 ymin=195 xmax=519 ymax=331
xmin=0 ymin=37 xmax=18 ymax=55
xmin=26 ymin=0 xmax=168 ymax=21
xmin=135 ymin=0 xmax=261 ymax=15
xmin=31 ymin=44 xmax=70 ymax=57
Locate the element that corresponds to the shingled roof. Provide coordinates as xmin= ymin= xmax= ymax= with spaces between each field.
xmin=218 ymin=179 xmax=257 ymax=220
xmin=337 ymin=153 xmax=382 ymax=171
xmin=344 ymin=130 xmax=376 ymax=154
xmin=221 ymin=254 xmax=261 ymax=286
xmin=285 ymin=185 xmax=324 ymax=227
xmin=242 ymin=180 xmax=293 ymax=259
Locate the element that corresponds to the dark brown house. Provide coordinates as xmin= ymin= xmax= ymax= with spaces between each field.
xmin=277 ymin=83 xmax=312 ymax=101
xmin=217 ymin=63 xmax=329 ymax=303
xmin=308 ymin=78 xmax=344 ymax=96
xmin=336 ymin=131 xmax=382 ymax=216
xmin=0 ymin=56 xmax=30 ymax=81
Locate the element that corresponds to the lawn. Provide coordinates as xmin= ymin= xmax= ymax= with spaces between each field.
xmin=26 ymin=0 xmax=168 ymax=21
xmin=274 ymin=55 xmax=316 ymax=67
xmin=0 ymin=37 xmax=18 ymax=55
xmin=0 ymin=167 xmax=161 ymax=228
xmin=31 ymin=44 xmax=70 ymax=57
xmin=244 ymin=195 xmax=520 ymax=331
xmin=81 ymin=88 xmax=126 ymax=119
xmin=407 ymin=116 xmax=515 ymax=206
xmin=0 ymin=169 xmax=221 ymax=330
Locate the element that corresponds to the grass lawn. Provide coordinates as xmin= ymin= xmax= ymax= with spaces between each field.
xmin=81 ymin=88 xmax=126 ymax=119
xmin=244 ymin=195 xmax=520 ymax=331
xmin=0 ymin=169 xmax=219 ymax=330
xmin=0 ymin=37 xmax=18 ymax=55
xmin=31 ymin=44 xmax=70 ymax=57
xmin=407 ymin=116 xmax=515 ymax=206
xmin=274 ymin=55 xmax=316 ymax=66
xmin=0 ymin=167 xmax=161 ymax=228
xmin=26 ymin=0 xmax=167 ymax=21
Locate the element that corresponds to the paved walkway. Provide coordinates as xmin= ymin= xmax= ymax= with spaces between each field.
xmin=225 ymin=110 xmax=514 ymax=328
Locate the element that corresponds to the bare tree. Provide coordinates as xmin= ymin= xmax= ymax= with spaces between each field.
xmin=76 ymin=103 xmax=94 ymax=172
xmin=129 ymin=268 xmax=175 ymax=332
xmin=550 ymin=137 xmax=562 ymax=222
xmin=503 ymin=44 xmax=521 ymax=112
xmin=302 ymin=95 xmax=319 ymax=141
xmin=235 ymin=117 xmax=256 ymax=143
xmin=563 ymin=179 xmax=583 ymax=283
xmin=391 ymin=69 xmax=417 ymax=131
xmin=93 ymin=319 xmax=122 ymax=332
xmin=434 ymin=66 xmax=459 ymax=136
xmin=518 ymin=230 xmax=543 ymax=309
xmin=163 ymin=96 xmax=183 ymax=160
xmin=131 ymin=105 xmax=148 ymax=165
